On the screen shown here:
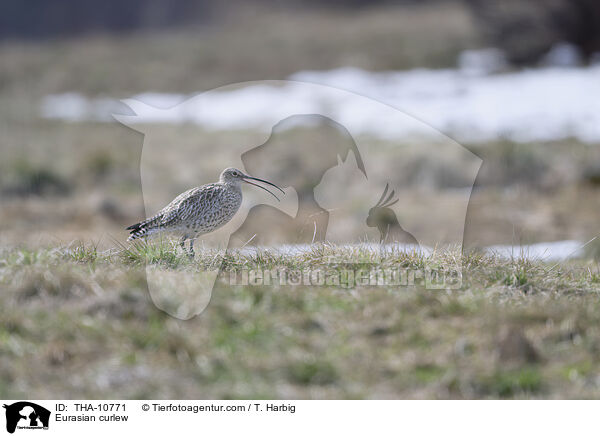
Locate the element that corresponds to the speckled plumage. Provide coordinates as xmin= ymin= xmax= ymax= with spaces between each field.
xmin=126 ymin=167 xmax=282 ymax=255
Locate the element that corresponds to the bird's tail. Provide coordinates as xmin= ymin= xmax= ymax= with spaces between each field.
xmin=126 ymin=216 xmax=161 ymax=241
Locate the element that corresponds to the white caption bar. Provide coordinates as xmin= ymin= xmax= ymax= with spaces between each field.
xmin=0 ymin=400 xmax=597 ymax=435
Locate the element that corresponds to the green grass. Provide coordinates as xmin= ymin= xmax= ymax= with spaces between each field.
xmin=479 ymin=368 xmax=543 ymax=398
xmin=287 ymin=360 xmax=338 ymax=386
xmin=117 ymin=239 xmax=192 ymax=268
xmin=2 ymin=242 xmax=600 ymax=398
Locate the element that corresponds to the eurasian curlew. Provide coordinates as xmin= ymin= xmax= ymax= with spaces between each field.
xmin=126 ymin=168 xmax=284 ymax=255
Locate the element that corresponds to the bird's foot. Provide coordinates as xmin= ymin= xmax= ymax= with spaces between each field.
xmin=187 ymin=239 xmax=195 ymax=260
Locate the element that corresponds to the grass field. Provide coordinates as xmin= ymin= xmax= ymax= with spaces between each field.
xmin=2 ymin=242 xmax=600 ymax=399
xmin=2 ymin=119 xmax=600 ymax=399
xmin=2 ymin=1 xmax=600 ymax=400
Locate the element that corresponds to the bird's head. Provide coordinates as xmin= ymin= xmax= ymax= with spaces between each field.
xmin=219 ymin=167 xmax=285 ymax=201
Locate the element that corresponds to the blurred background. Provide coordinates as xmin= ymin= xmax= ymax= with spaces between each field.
xmin=1 ymin=0 xmax=600 ymax=253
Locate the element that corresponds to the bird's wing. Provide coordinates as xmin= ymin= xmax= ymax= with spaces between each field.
xmin=159 ymin=184 xmax=224 ymax=227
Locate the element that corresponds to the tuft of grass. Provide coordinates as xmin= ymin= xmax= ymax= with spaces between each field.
xmin=84 ymin=151 xmax=116 ymax=180
xmin=502 ymin=266 xmax=530 ymax=289
xmin=117 ymin=239 xmax=191 ymax=268
xmin=413 ymin=364 xmax=445 ymax=383
xmin=2 ymin=160 xmax=70 ymax=197
xmin=479 ymin=368 xmax=543 ymax=398
xmin=62 ymin=242 xmax=100 ymax=264
xmin=287 ymin=359 xmax=338 ymax=386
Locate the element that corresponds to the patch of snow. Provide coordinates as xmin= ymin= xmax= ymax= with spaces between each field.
xmin=458 ymin=48 xmax=508 ymax=76
xmin=40 ymin=64 xmax=600 ymax=143
xmin=541 ymin=42 xmax=583 ymax=68
xmin=237 ymin=240 xmax=585 ymax=262
xmin=237 ymin=243 xmax=432 ymax=258
xmin=291 ymin=66 xmax=600 ymax=143
xmin=40 ymin=93 xmax=123 ymax=122
xmin=486 ymin=240 xmax=584 ymax=262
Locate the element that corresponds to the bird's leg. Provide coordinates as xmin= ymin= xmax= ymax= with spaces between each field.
xmin=179 ymin=235 xmax=188 ymax=253
xmin=188 ymin=238 xmax=195 ymax=259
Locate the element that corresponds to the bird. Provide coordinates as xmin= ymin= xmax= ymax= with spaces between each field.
xmin=366 ymin=183 xmax=419 ymax=246
xmin=126 ymin=167 xmax=284 ymax=256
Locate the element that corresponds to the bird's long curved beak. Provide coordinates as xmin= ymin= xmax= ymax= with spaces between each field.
xmin=242 ymin=175 xmax=285 ymax=202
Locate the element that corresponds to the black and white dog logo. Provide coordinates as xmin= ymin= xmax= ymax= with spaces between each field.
xmin=3 ymin=402 xmax=50 ymax=433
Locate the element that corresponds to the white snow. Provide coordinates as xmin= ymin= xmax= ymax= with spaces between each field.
xmin=236 ymin=240 xmax=585 ymax=262
xmin=237 ymin=243 xmax=431 ymax=258
xmin=291 ymin=66 xmax=600 ymax=143
xmin=457 ymin=48 xmax=508 ymax=76
xmin=485 ymin=240 xmax=584 ymax=262
xmin=40 ymin=65 xmax=600 ymax=143
xmin=40 ymin=92 xmax=122 ymax=122
xmin=541 ymin=42 xmax=583 ymax=68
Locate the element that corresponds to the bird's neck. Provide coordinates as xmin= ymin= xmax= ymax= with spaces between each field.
xmin=221 ymin=180 xmax=241 ymax=192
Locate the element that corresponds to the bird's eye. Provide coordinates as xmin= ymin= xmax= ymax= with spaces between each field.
xmin=232 ymin=171 xmax=238 ymax=176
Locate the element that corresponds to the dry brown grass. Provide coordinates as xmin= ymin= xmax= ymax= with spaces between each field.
xmin=1 ymin=120 xmax=599 ymax=250
xmin=2 ymin=244 xmax=600 ymax=399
